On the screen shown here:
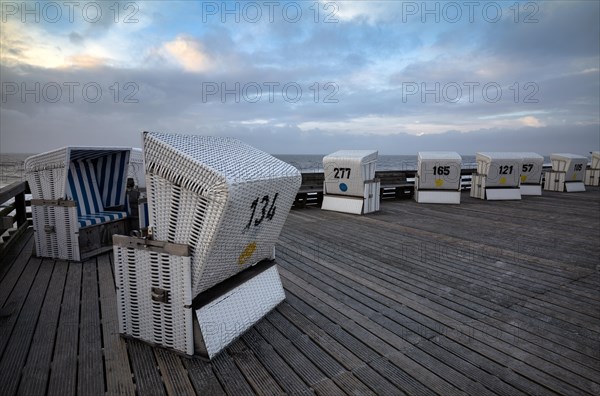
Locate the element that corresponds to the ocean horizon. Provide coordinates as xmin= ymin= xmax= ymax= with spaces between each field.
xmin=0 ymin=152 xmax=577 ymax=189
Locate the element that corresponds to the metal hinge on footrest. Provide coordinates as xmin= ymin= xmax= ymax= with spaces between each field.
xmin=151 ymin=287 xmax=169 ymax=303
xmin=112 ymin=235 xmax=190 ymax=256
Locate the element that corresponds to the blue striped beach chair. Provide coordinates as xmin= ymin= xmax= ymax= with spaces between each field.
xmin=25 ymin=147 xmax=131 ymax=261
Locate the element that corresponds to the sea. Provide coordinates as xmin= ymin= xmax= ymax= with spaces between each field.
xmin=0 ymin=152 xmax=560 ymax=189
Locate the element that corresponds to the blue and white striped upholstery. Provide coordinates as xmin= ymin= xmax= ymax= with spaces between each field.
xmin=67 ymin=159 xmax=127 ymax=228
xmin=138 ymin=200 xmax=149 ymax=229
xmin=68 ymin=160 xmax=104 ymax=216
xmin=77 ymin=211 xmax=127 ymax=228
xmin=96 ymin=152 xmax=128 ymax=208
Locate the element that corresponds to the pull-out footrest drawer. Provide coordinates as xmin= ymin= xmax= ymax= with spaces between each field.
xmin=113 ymin=235 xmax=285 ymax=359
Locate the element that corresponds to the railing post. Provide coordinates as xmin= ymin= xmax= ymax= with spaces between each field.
xmin=15 ymin=192 xmax=27 ymax=227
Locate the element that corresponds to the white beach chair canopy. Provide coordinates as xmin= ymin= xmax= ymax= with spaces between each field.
xmin=142 ymin=131 xmax=301 ymax=295
xmin=416 ymin=151 xmax=462 ymax=190
xmin=323 ymin=149 xmax=378 ymax=197
xmin=24 ymin=146 xmax=131 ymax=261
xmin=550 ymin=153 xmax=588 ymax=182
xmin=475 ymin=152 xmax=523 ymax=188
xmin=518 ymin=152 xmax=544 ymax=184
xmin=127 ymin=147 xmax=146 ymax=188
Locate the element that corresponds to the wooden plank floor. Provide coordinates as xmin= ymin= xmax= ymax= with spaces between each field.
xmin=1 ymin=188 xmax=599 ymax=395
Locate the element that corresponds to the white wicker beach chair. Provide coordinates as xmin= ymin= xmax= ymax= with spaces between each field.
xmin=544 ymin=153 xmax=588 ymax=192
xmin=321 ymin=150 xmax=379 ymax=214
xmin=585 ymin=151 xmax=600 ymax=186
xmin=25 ymin=147 xmax=131 ymax=261
xmin=470 ymin=152 xmax=523 ymax=200
xmin=518 ymin=153 xmax=545 ymax=196
xmin=414 ymin=152 xmax=462 ymax=204
xmin=113 ymin=131 xmax=301 ymax=358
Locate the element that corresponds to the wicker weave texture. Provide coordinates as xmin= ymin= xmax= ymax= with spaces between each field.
xmin=475 ymin=153 xmax=522 ymax=188
xmin=416 ymin=152 xmax=462 ymax=190
xmin=550 ymin=154 xmax=588 ymax=182
xmin=25 ymin=147 xmax=69 ymax=200
xmin=143 ymin=132 xmax=301 ymax=295
xmin=128 ymin=147 xmax=146 ymax=188
xmin=196 ymin=265 xmax=285 ymax=359
xmin=114 ymin=244 xmax=194 ymax=355
xmin=25 ymin=147 xmax=131 ymax=261
xmin=519 ymin=153 xmax=544 ymax=185
xmin=323 ymin=150 xmax=378 ymax=197
xmin=31 ymin=205 xmax=80 ymax=261
xmin=592 ymin=152 xmax=600 ymax=170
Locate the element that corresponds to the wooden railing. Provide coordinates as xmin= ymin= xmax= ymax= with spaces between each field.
xmin=0 ymin=181 xmax=31 ymax=257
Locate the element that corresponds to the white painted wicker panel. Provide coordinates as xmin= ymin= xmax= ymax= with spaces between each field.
xmin=470 ymin=174 xmax=486 ymax=199
xmin=196 ymin=265 xmax=285 ymax=359
xmin=592 ymin=152 xmax=600 ymax=169
xmin=321 ymin=196 xmax=365 ymax=214
xmin=128 ymin=147 xmax=146 ymax=188
xmin=144 ymin=132 xmax=299 ymax=184
xmin=31 ymin=205 xmax=57 ymax=259
xmin=31 ymin=205 xmax=79 ymax=261
xmin=323 ymin=150 xmax=378 ymax=197
xmin=114 ymin=245 xmax=194 ymax=355
xmin=475 ymin=153 xmax=522 ymax=187
xmin=518 ymin=153 xmax=544 ymax=185
xmin=520 ymin=185 xmax=542 ymax=196
xmin=544 ymin=171 xmax=565 ymax=192
xmin=585 ymin=169 xmax=600 ymax=186
xmin=55 ymin=205 xmax=80 ymax=261
xmin=25 ymin=155 xmax=68 ymax=201
xmin=415 ymin=190 xmax=461 ymax=204
xmin=565 ymin=182 xmax=585 ymax=192
xmin=363 ymin=181 xmax=380 ymax=213
xmin=417 ymin=152 xmax=462 ymax=190
xmin=195 ymin=182 xmax=295 ymax=293
xmin=485 ymin=189 xmax=521 ymax=200
xmin=143 ymin=132 xmax=301 ymax=295
xmin=550 ymin=154 xmax=587 ymax=182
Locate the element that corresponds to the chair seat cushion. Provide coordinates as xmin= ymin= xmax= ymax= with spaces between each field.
xmin=78 ymin=211 xmax=127 ymax=228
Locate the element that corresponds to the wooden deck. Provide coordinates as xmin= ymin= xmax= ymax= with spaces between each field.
xmin=1 ymin=188 xmax=599 ymax=395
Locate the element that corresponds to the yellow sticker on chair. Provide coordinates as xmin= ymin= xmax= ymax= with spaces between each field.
xmin=521 ymin=175 xmax=527 ymax=183
xmin=499 ymin=177 xmax=507 ymax=185
xmin=572 ymin=173 xmax=578 ymax=180
xmin=435 ymin=179 xmax=444 ymax=187
xmin=238 ymin=242 xmax=257 ymax=265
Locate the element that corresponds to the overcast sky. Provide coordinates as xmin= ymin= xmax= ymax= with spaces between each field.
xmin=1 ymin=0 xmax=599 ymax=154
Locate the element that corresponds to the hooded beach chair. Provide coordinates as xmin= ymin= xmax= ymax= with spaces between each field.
xmin=321 ymin=150 xmax=380 ymax=214
xmin=414 ymin=152 xmax=462 ymax=204
xmin=25 ymin=147 xmax=131 ymax=261
xmin=113 ymin=132 xmax=301 ymax=358
xmin=585 ymin=151 xmax=600 ymax=186
xmin=544 ymin=153 xmax=588 ymax=192
xmin=470 ymin=152 xmax=523 ymax=200
xmin=518 ymin=152 xmax=545 ymax=196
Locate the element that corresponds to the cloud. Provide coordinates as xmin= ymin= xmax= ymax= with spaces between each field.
xmin=69 ymin=32 xmax=85 ymax=45
xmin=519 ymin=116 xmax=544 ymax=127
xmin=0 ymin=1 xmax=598 ymax=156
xmin=162 ymin=35 xmax=214 ymax=72
xmin=62 ymin=54 xmax=109 ymax=69
xmin=0 ymin=22 xmax=66 ymax=68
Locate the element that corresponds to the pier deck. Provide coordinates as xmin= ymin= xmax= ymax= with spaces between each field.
xmin=1 ymin=189 xmax=599 ymax=395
